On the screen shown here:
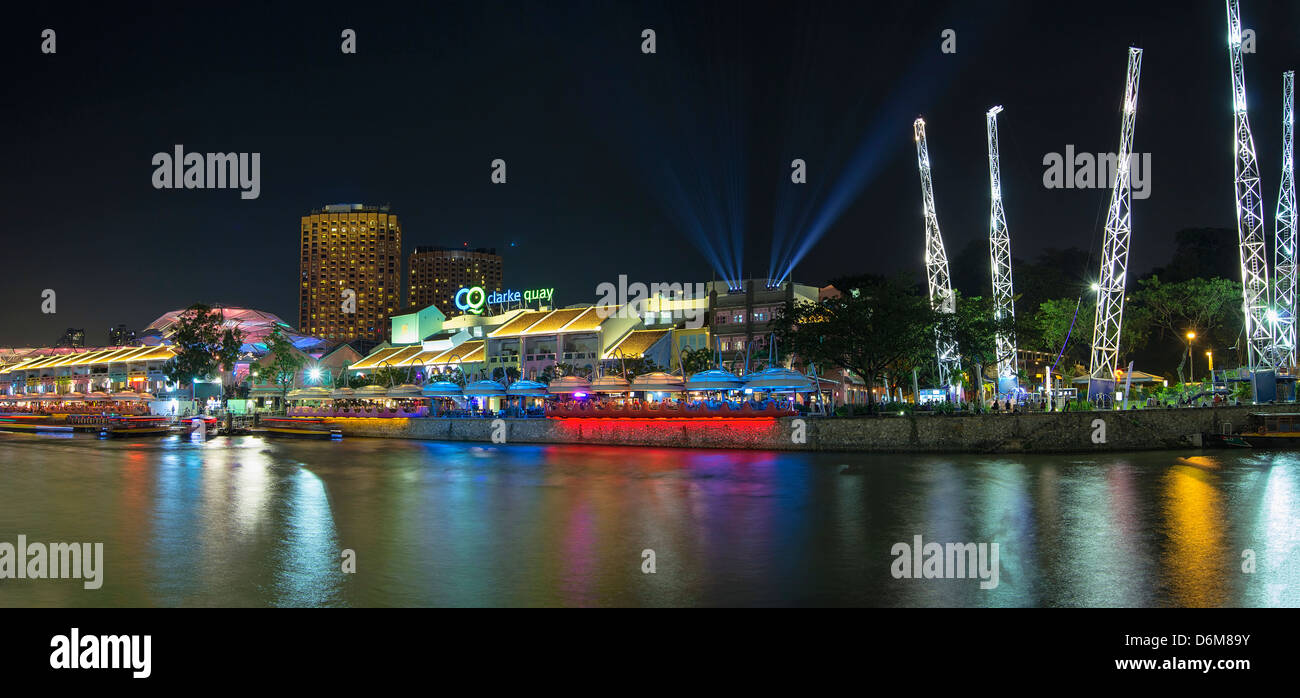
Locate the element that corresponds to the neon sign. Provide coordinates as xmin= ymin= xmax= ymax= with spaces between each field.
xmin=454 ymin=286 xmax=488 ymax=314
xmin=455 ymin=286 xmax=555 ymax=315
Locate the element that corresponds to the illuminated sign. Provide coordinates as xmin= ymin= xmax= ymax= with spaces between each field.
xmin=455 ymin=286 xmax=555 ymax=315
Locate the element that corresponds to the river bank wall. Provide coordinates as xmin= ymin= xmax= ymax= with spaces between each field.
xmin=329 ymin=404 xmax=1290 ymax=453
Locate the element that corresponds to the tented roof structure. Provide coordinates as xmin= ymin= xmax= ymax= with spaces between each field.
xmin=143 ymin=306 xmax=328 ymax=356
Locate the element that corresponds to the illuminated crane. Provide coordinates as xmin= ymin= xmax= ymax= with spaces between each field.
xmin=1087 ymin=47 xmax=1143 ymax=402
xmin=1226 ymin=0 xmax=1273 ymax=371
xmin=1276 ymin=71 xmax=1296 ymax=369
xmin=986 ymin=106 xmax=1018 ymax=394
xmin=913 ymin=118 xmax=961 ymax=391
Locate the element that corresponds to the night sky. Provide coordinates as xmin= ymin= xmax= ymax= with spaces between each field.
xmin=2 ymin=0 xmax=1297 ymax=347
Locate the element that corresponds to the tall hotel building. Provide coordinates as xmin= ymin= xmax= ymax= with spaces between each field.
xmin=299 ymin=204 xmax=402 ymax=341
xmin=407 ymin=246 xmax=504 ymax=317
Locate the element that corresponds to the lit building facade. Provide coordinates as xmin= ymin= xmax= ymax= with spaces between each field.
xmin=299 ymin=203 xmax=402 ymax=342
xmin=709 ymin=279 xmax=820 ymax=360
xmin=407 ymin=246 xmax=503 ymax=318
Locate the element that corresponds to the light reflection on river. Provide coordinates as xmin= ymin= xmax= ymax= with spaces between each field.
xmin=0 ymin=433 xmax=1297 ymax=607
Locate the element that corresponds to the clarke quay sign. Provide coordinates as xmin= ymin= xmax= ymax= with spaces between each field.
xmin=454 ymin=286 xmax=555 ymax=315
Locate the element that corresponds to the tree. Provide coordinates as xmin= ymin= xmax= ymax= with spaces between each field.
xmin=615 ymin=356 xmax=659 ymax=379
xmin=937 ymin=293 xmax=1017 ymax=401
xmin=772 ymin=274 xmax=939 ymax=413
xmin=680 ymin=345 xmax=713 ymax=376
xmin=260 ymin=327 xmax=304 ymax=410
xmin=1142 ymin=228 xmax=1240 ymax=283
xmin=1033 ymin=297 xmax=1093 ymax=365
xmin=218 ymin=327 xmax=245 ymax=403
xmin=1126 ymin=276 xmax=1240 ymax=357
xmin=163 ymin=304 xmax=223 ymax=403
xmin=369 ymin=365 xmax=407 ymax=388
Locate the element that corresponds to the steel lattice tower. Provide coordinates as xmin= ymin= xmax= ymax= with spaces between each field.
xmin=1227 ymin=0 xmax=1273 ymax=371
xmin=1088 ymin=47 xmax=1143 ymax=400
xmin=1275 ymin=71 xmax=1297 ymax=369
xmin=986 ymin=106 xmax=1018 ymax=392
xmin=913 ymin=118 xmax=961 ymax=390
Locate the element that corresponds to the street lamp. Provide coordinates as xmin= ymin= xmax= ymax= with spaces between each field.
xmin=1186 ymin=332 xmax=1196 ymax=383
xmin=1205 ymin=350 xmax=1213 ymax=377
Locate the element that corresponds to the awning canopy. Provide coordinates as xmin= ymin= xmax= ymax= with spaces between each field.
xmin=548 ymin=375 xmax=592 ymax=395
xmin=354 ymin=385 xmax=390 ymax=399
xmin=387 ymin=384 xmax=424 ymax=398
xmin=743 ymin=367 xmax=815 ymax=393
xmin=463 ymin=380 xmax=506 ymax=397
xmin=685 ymin=369 xmax=745 ymax=392
xmin=506 ymin=379 xmax=548 ymax=396
xmin=422 ymin=381 xmax=464 ymax=398
xmin=589 ymin=375 xmax=631 ymax=393
xmin=1071 ymin=370 xmax=1167 ymax=385
xmin=630 ymin=371 xmax=685 ymax=393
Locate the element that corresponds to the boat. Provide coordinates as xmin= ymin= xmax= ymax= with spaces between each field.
xmin=100 ymin=416 xmax=171 ymax=437
xmin=0 ymin=415 xmax=75 ymax=433
xmin=252 ymin=416 xmax=342 ymax=439
xmin=1201 ymin=433 xmax=1252 ymax=448
xmin=1227 ymin=413 xmax=1300 ymax=448
xmin=170 ymin=415 xmax=220 ymax=436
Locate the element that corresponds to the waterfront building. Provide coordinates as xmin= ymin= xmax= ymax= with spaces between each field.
xmin=299 ymin=203 xmax=402 ymax=342
xmin=408 ymin=246 xmax=503 ymax=318
xmin=142 ymin=306 xmax=328 ymax=356
xmin=0 ymin=345 xmax=178 ymax=399
xmin=708 ymin=279 xmax=820 ymax=362
xmin=349 ymin=300 xmax=671 ymax=384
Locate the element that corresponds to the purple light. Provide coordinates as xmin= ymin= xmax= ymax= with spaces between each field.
xmin=574 ymin=392 xmax=588 ymax=398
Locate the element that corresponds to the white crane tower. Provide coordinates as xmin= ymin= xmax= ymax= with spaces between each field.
xmin=913 ymin=118 xmax=961 ymax=391
xmin=1087 ymin=47 xmax=1143 ymax=403
xmin=986 ymin=106 xmax=1018 ymax=394
xmin=1226 ymin=0 xmax=1273 ymax=372
xmin=1276 ymin=70 xmax=1297 ymax=369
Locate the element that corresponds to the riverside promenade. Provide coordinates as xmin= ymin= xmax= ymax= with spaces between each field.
xmin=326 ymin=404 xmax=1292 ymax=453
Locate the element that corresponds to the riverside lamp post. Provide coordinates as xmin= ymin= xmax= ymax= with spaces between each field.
xmin=1186 ymin=332 xmax=1196 ymax=383
xmin=1206 ymin=350 xmax=1213 ymax=381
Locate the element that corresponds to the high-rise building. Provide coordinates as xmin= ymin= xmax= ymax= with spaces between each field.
xmin=408 ymin=246 xmax=503 ymax=317
xmin=55 ymin=328 xmax=86 ymax=347
xmin=108 ymin=324 xmax=137 ymax=346
xmin=299 ymin=204 xmax=402 ymax=341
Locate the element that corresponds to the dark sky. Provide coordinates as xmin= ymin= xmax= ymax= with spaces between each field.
xmin=2 ymin=0 xmax=1297 ymax=346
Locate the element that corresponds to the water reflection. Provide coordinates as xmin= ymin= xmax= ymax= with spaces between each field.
xmin=1162 ymin=462 xmax=1228 ymax=607
xmin=0 ymin=432 xmax=1297 ymax=607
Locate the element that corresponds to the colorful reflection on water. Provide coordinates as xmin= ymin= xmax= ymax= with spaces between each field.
xmin=0 ymin=433 xmax=1297 ymax=607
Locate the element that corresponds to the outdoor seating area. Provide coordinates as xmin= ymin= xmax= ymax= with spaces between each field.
xmin=287 ymin=404 xmax=431 ymax=418
xmin=546 ymin=398 xmax=797 ymax=419
xmin=0 ymin=393 xmax=154 ymax=416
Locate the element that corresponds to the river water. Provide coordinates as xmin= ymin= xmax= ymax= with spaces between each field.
xmin=1 ymin=432 xmax=1297 ymax=607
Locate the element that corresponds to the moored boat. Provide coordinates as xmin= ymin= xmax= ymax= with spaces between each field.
xmin=1229 ymin=413 xmax=1300 ymax=448
xmin=252 ymin=416 xmax=342 ymax=439
xmin=100 ymin=415 xmax=171 ymax=437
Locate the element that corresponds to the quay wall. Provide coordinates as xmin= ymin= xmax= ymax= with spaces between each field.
xmin=328 ymin=404 xmax=1290 ymax=453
